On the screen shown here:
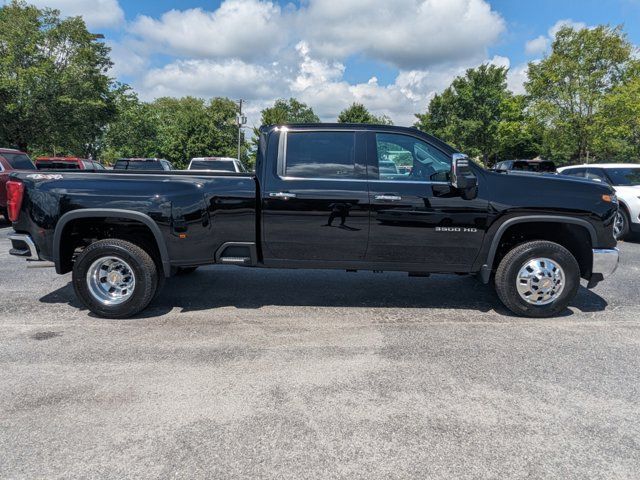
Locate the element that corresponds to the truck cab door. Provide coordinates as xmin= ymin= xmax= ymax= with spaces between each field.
xmin=261 ymin=129 xmax=369 ymax=263
xmin=365 ymin=131 xmax=488 ymax=271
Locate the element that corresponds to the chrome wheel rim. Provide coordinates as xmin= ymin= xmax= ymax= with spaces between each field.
xmin=86 ymin=257 xmax=136 ymax=306
xmin=613 ymin=212 xmax=625 ymax=239
xmin=516 ymin=257 xmax=565 ymax=306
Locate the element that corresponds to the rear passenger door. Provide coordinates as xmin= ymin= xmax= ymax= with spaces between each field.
xmin=261 ymin=129 xmax=370 ymax=263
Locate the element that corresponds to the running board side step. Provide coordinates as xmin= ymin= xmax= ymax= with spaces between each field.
xmin=215 ymin=242 xmax=258 ymax=266
xmin=219 ymin=257 xmax=252 ymax=265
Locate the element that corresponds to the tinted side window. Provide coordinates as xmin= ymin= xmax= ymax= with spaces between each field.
xmin=375 ymin=133 xmax=451 ymax=182
xmin=561 ymin=168 xmax=586 ymax=178
xmin=285 ymin=131 xmax=359 ymax=179
xmin=585 ymin=169 xmax=608 ymax=183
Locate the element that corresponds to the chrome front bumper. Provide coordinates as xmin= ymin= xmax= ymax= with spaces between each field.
xmin=8 ymin=233 xmax=40 ymax=261
xmin=592 ymin=248 xmax=619 ymax=278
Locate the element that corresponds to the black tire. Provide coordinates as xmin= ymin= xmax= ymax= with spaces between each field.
xmin=614 ymin=207 xmax=631 ymax=241
xmin=174 ymin=266 xmax=198 ymax=276
xmin=494 ymin=240 xmax=580 ymax=318
xmin=72 ymin=239 xmax=158 ymax=319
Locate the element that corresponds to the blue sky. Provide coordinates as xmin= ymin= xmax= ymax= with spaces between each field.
xmin=21 ymin=0 xmax=640 ymax=126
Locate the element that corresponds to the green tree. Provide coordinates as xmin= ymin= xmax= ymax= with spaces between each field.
xmin=252 ymin=98 xmax=320 ymax=152
xmin=145 ymin=96 xmax=246 ymax=169
xmin=0 ymin=0 xmax=115 ymax=155
xmin=207 ymin=97 xmax=245 ymax=163
xmin=101 ymin=86 xmax=159 ymax=163
xmin=415 ymin=64 xmax=510 ymax=165
xmin=259 ymin=98 xmax=320 ymax=125
xmin=593 ymin=74 xmax=640 ymax=162
xmin=495 ymin=95 xmax=542 ymax=160
xmin=526 ymin=25 xmax=634 ymax=164
xmin=337 ymin=103 xmax=393 ymax=124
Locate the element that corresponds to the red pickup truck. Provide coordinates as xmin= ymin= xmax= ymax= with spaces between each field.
xmin=0 ymin=148 xmax=36 ymax=219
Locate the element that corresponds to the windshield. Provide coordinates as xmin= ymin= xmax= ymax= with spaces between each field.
xmin=3 ymin=153 xmax=36 ymax=170
xmin=512 ymin=161 xmax=556 ymax=172
xmin=37 ymin=161 xmax=80 ymax=170
xmin=605 ymin=168 xmax=640 ymax=186
xmin=114 ymin=160 xmax=164 ymax=171
xmin=190 ymin=160 xmax=237 ymax=172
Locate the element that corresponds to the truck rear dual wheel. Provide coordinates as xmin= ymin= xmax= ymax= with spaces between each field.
xmin=494 ymin=240 xmax=580 ymax=318
xmin=72 ymin=239 xmax=158 ymax=319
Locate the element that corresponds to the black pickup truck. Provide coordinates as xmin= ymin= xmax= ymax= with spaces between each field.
xmin=7 ymin=124 xmax=619 ymax=318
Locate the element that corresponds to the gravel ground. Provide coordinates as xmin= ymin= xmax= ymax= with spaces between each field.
xmin=1 ymin=224 xmax=639 ymax=479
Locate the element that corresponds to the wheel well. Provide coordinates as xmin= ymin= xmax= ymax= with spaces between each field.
xmin=58 ymin=218 xmax=163 ymax=275
xmin=492 ymin=222 xmax=593 ymax=277
xmin=618 ymin=201 xmax=631 ymax=218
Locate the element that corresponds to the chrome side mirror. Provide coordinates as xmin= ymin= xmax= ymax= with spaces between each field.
xmin=451 ymin=153 xmax=478 ymax=199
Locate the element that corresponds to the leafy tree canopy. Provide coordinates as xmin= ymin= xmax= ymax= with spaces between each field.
xmin=415 ymin=64 xmax=516 ymax=165
xmin=0 ymin=0 xmax=115 ymax=156
xmin=259 ymin=98 xmax=320 ymax=126
xmin=104 ymin=95 xmax=246 ymax=169
xmin=526 ymin=25 xmax=634 ymax=163
xmin=337 ymin=103 xmax=393 ymax=125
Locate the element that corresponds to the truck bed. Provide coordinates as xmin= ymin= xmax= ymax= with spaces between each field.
xmin=11 ymin=170 xmax=258 ymax=269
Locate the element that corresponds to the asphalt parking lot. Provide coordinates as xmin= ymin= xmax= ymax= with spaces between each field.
xmin=1 ymin=223 xmax=639 ymax=479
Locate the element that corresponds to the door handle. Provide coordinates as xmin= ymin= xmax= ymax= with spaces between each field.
xmin=269 ymin=192 xmax=297 ymax=199
xmin=375 ymin=194 xmax=402 ymax=202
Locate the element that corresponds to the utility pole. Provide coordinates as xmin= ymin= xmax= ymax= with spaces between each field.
xmin=237 ymin=99 xmax=247 ymax=162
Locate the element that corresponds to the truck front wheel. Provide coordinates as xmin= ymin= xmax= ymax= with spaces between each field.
xmin=72 ymin=239 xmax=158 ymax=319
xmin=494 ymin=240 xmax=580 ymax=318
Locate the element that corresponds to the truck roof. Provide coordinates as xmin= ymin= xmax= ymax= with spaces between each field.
xmin=559 ymin=163 xmax=640 ymax=169
xmin=36 ymin=157 xmax=86 ymax=162
xmin=259 ymin=123 xmax=456 ymax=154
xmin=0 ymin=148 xmax=26 ymax=154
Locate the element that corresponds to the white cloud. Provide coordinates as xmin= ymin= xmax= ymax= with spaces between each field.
xmin=525 ymin=35 xmax=549 ymax=56
xmin=29 ymin=0 xmax=125 ymax=28
xmin=130 ymin=0 xmax=285 ymax=60
xmin=138 ymin=59 xmax=283 ymax=101
xmin=507 ymin=64 xmax=529 ymax=94
xmin=296 ymin=0 xmax=505 ymax=69
xmin=107 ymin=40 xmax=149 ymax=78
xmin=113 ymin=0 xmax=512 ymax=126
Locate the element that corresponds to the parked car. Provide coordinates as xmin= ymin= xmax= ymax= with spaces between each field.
xmin=36 ymin=157 xmax=106 ymax=171
xmin=188 ymin=157 xmax=245 ymax=173
xmin=113 ymin=158 xmax=173 ymax=171
xmin=0 ymin=148 xmax=36 ymax=219
xmin=558 ymin=163 xmax=640 ymax=240
xmin=494 ymin=159 xmax=557 ymax=173
xmin=7 ymin=124 xmax=619 ymax=319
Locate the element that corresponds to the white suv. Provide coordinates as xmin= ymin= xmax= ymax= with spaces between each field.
xmin=558 ymin=164 xmax=640 ymax=239
xmin=188 ymin=157 xmax=245 ymax=173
